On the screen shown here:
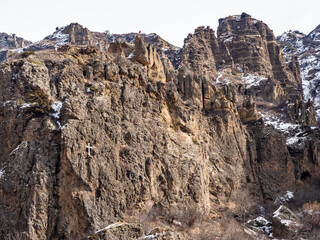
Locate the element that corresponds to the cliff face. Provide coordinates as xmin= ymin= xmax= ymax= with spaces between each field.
xmin=218 ymin=13 xmax=300 ymax=89
xmin=277 ymin=25 xmax=320 ymax=123
xmin=0 ymin=44 xmax=251 ymax=239
xmin=0 ymin=33 xmax=32 ymax=62
xmin=0 ymin=33 xmax=31 ymax=50
xmin=0 ymin=14 xmax=319 ymax=240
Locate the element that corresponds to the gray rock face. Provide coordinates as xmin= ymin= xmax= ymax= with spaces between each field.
xmin=0 ymin=33 xmax=32 ymax=62
xmin=0 ymin=33 xmax=31 ymax=50
xmin=277 ymin=26 xmax=320 ymax=123
xmin=45 ymin=23 xmax=94 ymax=46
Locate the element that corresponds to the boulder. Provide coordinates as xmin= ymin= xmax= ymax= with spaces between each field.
xmin=272 ymin=205 xmax=299 ymax=239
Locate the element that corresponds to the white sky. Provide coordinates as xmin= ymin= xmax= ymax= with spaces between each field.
xmin=1 ymin=0 xmax=320 ymax=47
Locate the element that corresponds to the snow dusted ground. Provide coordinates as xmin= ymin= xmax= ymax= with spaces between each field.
xmin=299 ymin=53 xmax=320 ymax=121
xmin=0 ymin=167 xmax=5 ymax=179
xmin=94 ymin=222 xmax=125 ymax=234
xmin=215 ymin=69 xmax=268 ymax=89
xmin=259 ymin=110 xmax=317 ymax=146
xmin=274 ymin=191 xmax=294 ymax=205
xmin=246 ymin=216 xmax=272 ymax=236
xmin=277 ymin=30 xmax=320 ymax=121
xmin=242 ymin=74 xmax=268 ymax=89
xmin=51 ymin=101 xmax=63 ymax=128
xmin=45 ymin=27 xmax=69 ymax=49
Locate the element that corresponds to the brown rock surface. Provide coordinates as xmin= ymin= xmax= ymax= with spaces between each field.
xmin=179 ymin=26 xmax=219 ymax=82
xmin=130 ymin=35 xmax=166 ymax=83
xmin=239 ymin=96 xmax=258 ymax=123
xmin=217 ymin=13 xmax=298 ymax=88
xmin=0 ymin=46 xmax=250 ymax=239
xmin=0 ymin=14 xmax=319 ymax=240
xmin=272 ymin=205 xmax=299 ymax=239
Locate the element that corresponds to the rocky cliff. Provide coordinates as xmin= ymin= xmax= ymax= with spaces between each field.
xmin=0 ymin=13 xmax=319 ymax=240
xmin=277 ymin=25 xmax=320 ymax=123
xmin=0 ymin=33 xmax=32 ymax=62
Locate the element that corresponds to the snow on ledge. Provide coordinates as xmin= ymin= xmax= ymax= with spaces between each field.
xmin=51 ymin=101 xmax=63 ymax=128
xmin=9 ymin=141 xmax=27 ymax=156
xmin=51 ymin=101 xmax=63 ymax=119
xmin=0 ymin=167 xmax=5 ymax=179
xmin=242 ymin=74 xmax=268 ymax=89
xmin=95 ymin=222 xmax=125 ymax=234
xmin=259 ymin=111 xmax=313 ymax=146
xmin=275 ymin=191 xmax=294 ymax=205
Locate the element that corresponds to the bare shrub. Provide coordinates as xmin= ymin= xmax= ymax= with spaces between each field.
xmin=192 ymin=221 xmax=221 ymax=240
xmin=194 ymin=228 xmax=218 ymax=240
xmin=137 ymin=204 xmax=203 ymax=234
xmin=230 ymin=188 xmax=255 ymax=225
xmin=297 ymin=201 xmax=320 ymax=239
xmin=222 ymin=220 xmax=248 ymax=240
xmin=290 ymin=179 xmax=320 ymax=208
xmin=4 ymin=231 xmax=28 ymax=240
xmin=137 ymin=205 xmax=163 ymax=234
xmin=167 ymin=204 xmax=203 ymax=228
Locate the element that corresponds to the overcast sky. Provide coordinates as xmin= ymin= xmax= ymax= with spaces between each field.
xmin=1 ymin=0 xmax=320 ymax=47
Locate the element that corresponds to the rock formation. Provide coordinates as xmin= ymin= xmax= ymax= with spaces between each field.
xmin=0 ymin=13 xmax=319 ymax=240
xmin=239 ymin=95 xmax=258 ymax=123
xmin=277 ymin=25 xmax=320 ymax=123
xmin=0 ymin=33 xmax=31 ymax=50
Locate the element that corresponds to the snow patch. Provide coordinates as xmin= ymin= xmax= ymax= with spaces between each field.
xmin=273 ymin=205 xmax=282 ymax=218
xmin=20 ymin=103 xmax=32 ymax=109
xmin=127 ymin=51 xmax=134 ymax=59
xmin=51 ymin=101 xmax=63 ymax=128
xmin=242 ymin=74 xmax=268 ymax=89
xmin=51 ymin=101 xmax=63 ymax=119
xmin=286 ymin=134 xmax=306 ymax=145
xmin=138 ymin=234 xmax=157 ymax=240
xmin=0 ymin=167 xmax=5 ymax=179
xmin=46 ymin=27 xmax=69 ymax=47
xmin=259 ymin=112 xmax=310 ymax=146
xmin=61 ymin=124 xmax=68 ymax=130
xmin=1 ymin=100 xmax=14 ymax=106
xmin=9 ymin=141 xmax=26 ymax=156
xmin=275 ymin=191 xmax=294 ymax=204
xmin=232 ymin=15 xmax=241 ymax=21
xmin=224 ymin=36 xmax=233 ymax=43
xmin=216 ymin=72 xmax=223 ymax=83
xmin=260 ymin=112 xmax=299 ymax=133
xmin=246 ymin=216 xmax=272 ymax=235
xmin=273 ymin=205 xmax=297 ymax=227
xmin=95 ymin=222 xmax=125 ymax=234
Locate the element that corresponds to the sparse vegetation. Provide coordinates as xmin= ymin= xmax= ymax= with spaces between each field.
xmin=300 ymin=202 xmax=320 ymax=235
xmin=27 ymin=89 xmax=52 ymax=115
xmin=137 ymin=204 xmax=203 ymax=235
xmin=21 ymin=51 xmax=35 ymax=58
xmin=230 ymin=188 xmax=255 ymax=225
xmin=4 ymin=231 xmax=28 ymax=240
xmin=2 ymin=63 xmax=9 ymax=68
xmin=85 ymin=83 xmax=100 ymax=93
xmin=87 ymin=234 xmax=99 ymax=240
xmin=222 ymin=220 xmax=249 ymax=240
xmin=231 ymin=69 xmax=238 ymax=75
xmin=30 ymin=59 xmax=42 ymax=65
